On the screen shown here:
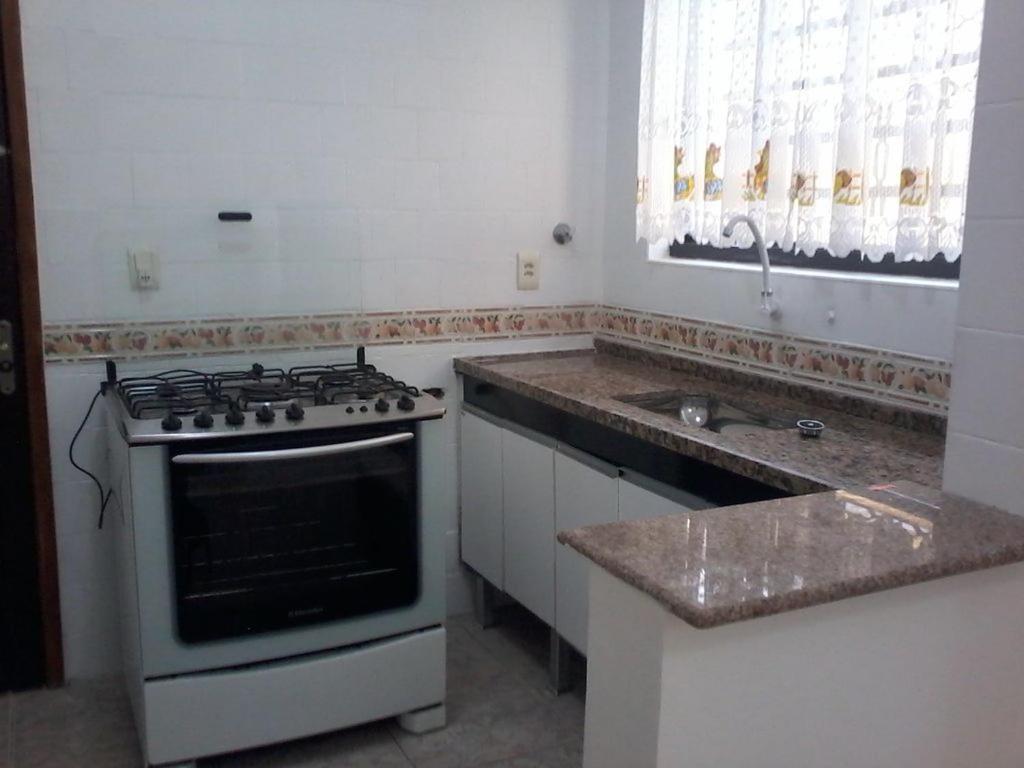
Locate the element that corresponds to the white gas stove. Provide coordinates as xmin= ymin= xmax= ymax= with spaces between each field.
xmin=103 ymin=347 xmax=448 ymax=767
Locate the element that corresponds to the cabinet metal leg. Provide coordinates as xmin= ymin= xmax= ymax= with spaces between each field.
xmin=549 ymin=629 xmax=574 ymax=694
xmin=472 ymin=574 xmax=498 ymax=629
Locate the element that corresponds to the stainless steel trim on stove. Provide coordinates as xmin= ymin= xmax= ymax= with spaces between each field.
xmin=171 ymin=432 xmax=415 ymax=465
xmin=109 ymin=393 xmax=447 ymax=446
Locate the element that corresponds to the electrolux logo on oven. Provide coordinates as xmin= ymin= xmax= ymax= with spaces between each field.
xmin=288 ymin=606 xmax=326 ymax=619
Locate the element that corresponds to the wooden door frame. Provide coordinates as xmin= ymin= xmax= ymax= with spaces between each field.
xmin=1 ymin=0 xmax=63 ymax=686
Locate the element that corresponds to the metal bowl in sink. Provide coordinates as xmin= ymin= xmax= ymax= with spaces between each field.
xmin=615 ymin=391 xmax=794 ymax=435
xmin=678 ymin=396 xmax=711 ymax=428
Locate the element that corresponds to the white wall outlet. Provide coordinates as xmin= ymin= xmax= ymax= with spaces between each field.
xmin=128 ymin=249 xmax=160 ymax=290
xmin=517 ymin=250 xmax=540 ymax=291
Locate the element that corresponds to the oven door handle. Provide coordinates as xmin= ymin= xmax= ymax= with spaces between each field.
xmin=171 ymin=432 xmax=415 ymax=465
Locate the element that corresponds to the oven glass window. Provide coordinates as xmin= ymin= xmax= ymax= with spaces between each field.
xmin=170 ymin=428 xmax=419 ymax=643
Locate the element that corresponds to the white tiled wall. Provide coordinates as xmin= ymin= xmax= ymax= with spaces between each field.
xmin=942 ymin=0 xmax=1024 ymax=515
xmin=24 ymin=0 xmax=611 ymax=678
xmin=599 ymin=0 xmax=960 ymax=361
xmin=23 ymin=0 xmax=609 ymax=322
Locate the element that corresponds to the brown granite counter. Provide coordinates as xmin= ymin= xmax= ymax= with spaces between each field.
xmin=454 ymin=344 xmax=944 ymax=495
xmin=557 ymin=481 xmax=1024 ymax=628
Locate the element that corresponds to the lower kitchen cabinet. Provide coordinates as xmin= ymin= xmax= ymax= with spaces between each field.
xmin=618 ymin=471 xmax=712 ymax=522
xmin=501 ymin=426 xmax=556 ymax=626
xmin=458 ymin=405 xmax=712 ymax=660
xmin=554 ymin=446 xmax=619 ymax=654
xmin=459 ymin=409 xmax=505 ymax=589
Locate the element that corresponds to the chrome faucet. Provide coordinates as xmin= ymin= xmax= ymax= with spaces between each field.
xmin=722 ymin=215 xmax=780 ymax=318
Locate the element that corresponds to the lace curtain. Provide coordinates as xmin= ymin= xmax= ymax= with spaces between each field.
xmin=636 ymin=0 xmax=985 ymax=262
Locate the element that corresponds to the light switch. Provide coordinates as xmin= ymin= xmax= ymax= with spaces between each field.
xmin=128 ymin=249 xmax=159 ymax=290
xmin=517 ymin=251 xmax=540 ymax=291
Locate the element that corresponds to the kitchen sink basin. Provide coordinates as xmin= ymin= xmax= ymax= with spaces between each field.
xmin=615 ymin=391 xmax=795 ymax=435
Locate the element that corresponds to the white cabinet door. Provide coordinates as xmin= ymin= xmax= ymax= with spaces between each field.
xmin=554 ymin=446 xmax=619 ymax=654
xmin=502 ymin=426 xmax=556 ymax=625
xmin=618 ymin=472 xmax=712 ymax=522
xmin=459 ymin=409 xmax=505 ymax=588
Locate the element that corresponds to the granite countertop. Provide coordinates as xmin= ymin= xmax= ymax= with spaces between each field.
xmin=454 ymin=346 xmax=944 ymax=495
xmin=557 ymin=481 xmax=1024 ymax=628
xmin=454 ymin=347 xmax=1017 ymax=628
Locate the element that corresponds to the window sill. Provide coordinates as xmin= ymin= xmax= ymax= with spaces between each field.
xmin=647 ymin=253 xmax=960 ymax=291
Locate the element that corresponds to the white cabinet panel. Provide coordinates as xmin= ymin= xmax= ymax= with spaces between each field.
xmin=618 ymin=472 xmax=712 ymax=522
xmin=459 ymin=410 xmax=504 ymax=588
xmin=459 ymin=399 xmax=715 ymax=651
xmin=502 ymin=427 xmax=556 ymax=625
xmin=554 ymin=447 xmax=619 ymax=654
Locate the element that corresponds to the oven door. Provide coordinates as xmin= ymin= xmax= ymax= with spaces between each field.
xmin=169 ymin=425 xmax=419 ymax=644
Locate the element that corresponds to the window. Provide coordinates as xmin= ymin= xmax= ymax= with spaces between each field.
xmin=636 ymin=0 xmax=984 ymax=279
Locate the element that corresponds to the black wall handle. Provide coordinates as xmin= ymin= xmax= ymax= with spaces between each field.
xmin=218 ymin=212 xmax=253 ymax=222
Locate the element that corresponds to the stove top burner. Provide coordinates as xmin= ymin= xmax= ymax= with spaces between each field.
xmin=317 ymin=370 xmax=420 ymax=405
xmin=234 ymin=381 xmax=297 ymax=409
xmin=117 ymin=369 xmax=232 ymax=419
xmin=115 ymin=356 xmax=422 ymax=426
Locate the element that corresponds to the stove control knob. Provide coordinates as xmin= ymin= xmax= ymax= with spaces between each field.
xmin=193 ymin=410 xmax=214 ymax=428
xmin=225 ymin=405 xmax=245 ymax=426
xmin=162 ymin=411 xmax=183 ymax=431
xmin=397 ymin=394 xmax=416 ymax=412
xmin=345 ymin=406 xmax=355 ymax=414
xmin=256 ymin=404 xmax=276 ymax=424
xmin=285 ymin=402 xmax=305 ymax=421
xmin=359 ymin=405 xmax=368 ymax=413
xmin=375 ymin=397 xmax=390 ymax=413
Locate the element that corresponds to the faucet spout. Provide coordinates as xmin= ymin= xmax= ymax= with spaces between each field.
xmin=723 ymin=214 xmax=780 ymax=318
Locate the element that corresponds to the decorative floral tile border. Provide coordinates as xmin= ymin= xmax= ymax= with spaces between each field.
xmin=42 ymin=306 xmax=593 ymax=361
xmin=42 ymin=303 xmax=951 ymax=412
xmin=593 ymin=306 xmax=951 ymax=413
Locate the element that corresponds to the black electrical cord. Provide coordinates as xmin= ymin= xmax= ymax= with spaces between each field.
xmin=69 ymin=387 xmax=114 ymax=529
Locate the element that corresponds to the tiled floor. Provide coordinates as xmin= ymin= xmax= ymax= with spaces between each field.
xmin=1 ymin=609 xmax=585 ymax=768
